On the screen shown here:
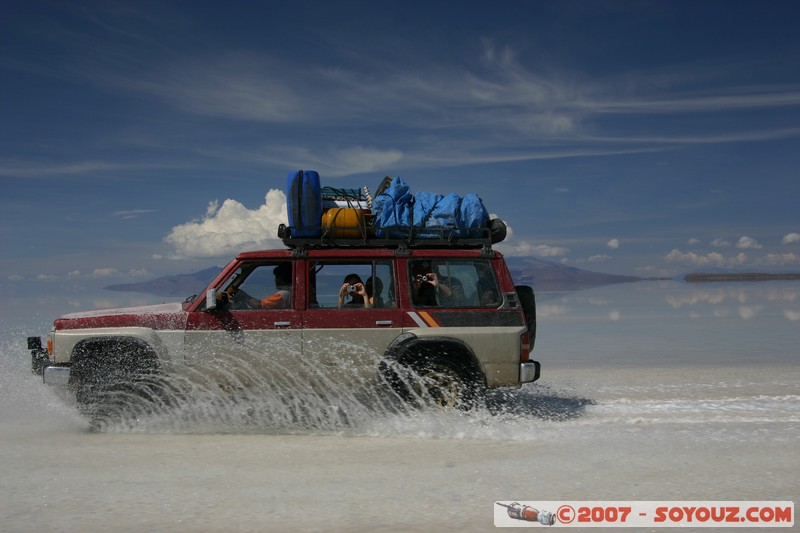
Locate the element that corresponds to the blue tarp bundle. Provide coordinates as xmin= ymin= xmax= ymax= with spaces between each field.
xmin=372 ymin=177 xmax=489 ymax=239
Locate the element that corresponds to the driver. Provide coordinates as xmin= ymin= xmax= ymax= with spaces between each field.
xmin=224 ymin=263 xmax=292 ymax=309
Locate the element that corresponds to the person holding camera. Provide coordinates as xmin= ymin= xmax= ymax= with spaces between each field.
xmin=410 ymin=261 xmax=451 ymax=306
xmin=338 ymin=273 xmax=373 ymax=309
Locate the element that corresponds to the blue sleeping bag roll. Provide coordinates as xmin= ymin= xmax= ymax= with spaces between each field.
xmin=372 ymin=176 xmax=490 ymax=239
xmin=372 ymin=177 xmax=413 ymax=238
xmin=286 ymin=170 xmax=322 ymax=237
xmin=412 ymin=191 xmax=445 ymax=238
xmin=456 ymin=193 xmax=489 ymax=237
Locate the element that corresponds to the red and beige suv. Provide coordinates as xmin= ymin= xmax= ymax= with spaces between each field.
xmin=29 ymin=232 xmax=539 ymax=422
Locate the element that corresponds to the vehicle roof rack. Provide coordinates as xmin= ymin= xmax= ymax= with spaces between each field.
xmin=278 ymin=224 xmax=498 ymax=254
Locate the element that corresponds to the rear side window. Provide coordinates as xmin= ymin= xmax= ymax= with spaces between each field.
xmin=308 ymin=260 xmax=395 ymax=309
xmin=408 ymin=259 xmax=500 ymax=308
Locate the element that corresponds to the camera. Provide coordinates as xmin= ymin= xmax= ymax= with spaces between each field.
xmin=415 ymin=274 xmax=431 ymax=283
xmin=347 ymin=284 xmax=360 ymax=292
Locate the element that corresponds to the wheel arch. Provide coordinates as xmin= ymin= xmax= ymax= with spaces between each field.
xmin=383 ymin=332 xmax=486 ymax=386
xmin=70 ymin=335 xmax=161 ymax=379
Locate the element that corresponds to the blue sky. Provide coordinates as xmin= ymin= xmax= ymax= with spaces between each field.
xmin=3 ymin=0 xmax=800 ymax=315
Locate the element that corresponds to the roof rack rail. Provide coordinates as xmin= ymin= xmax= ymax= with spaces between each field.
xmin=277 ymin=223 xmax=499 ymax=252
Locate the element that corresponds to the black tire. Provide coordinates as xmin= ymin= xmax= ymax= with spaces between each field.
xmin=515 ymin=285 xmax=536 ymax=345
xmin=489 ymin=218 xmax=508 ymax=244
xmin=69 ymin=341 xmax=162 ymax=428
xmin=411 ymin=356 xmax=484 ymax=410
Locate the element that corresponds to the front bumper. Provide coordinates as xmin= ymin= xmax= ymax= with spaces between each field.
xmin=27 ymin=336 xmax=71 ymax=386
xmin=520 ymin=360 xmax=541 ymax=383
xmin=43 ymin=365 xmax=71 ymax=387
xmin=27 ymin=336 xmax=50 ymax=375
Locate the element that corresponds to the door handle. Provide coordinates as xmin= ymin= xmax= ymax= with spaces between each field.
xmin=274 ymin=321 xmax=292 ymax=328
xmin=375 ymin=320 xmax=393 ymax=327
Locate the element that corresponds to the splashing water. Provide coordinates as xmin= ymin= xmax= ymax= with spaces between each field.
xmin=2 ymin=324 xmax=596 ymax=436
xmin=3 ymin=319 xmax=798 ymax=444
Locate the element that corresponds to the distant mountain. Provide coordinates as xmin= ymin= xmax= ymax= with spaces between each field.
xmin=104 ymin=266 xmax=222 ymax=298
xmin=504 ymin=257 xmax=650 ymax=291
xmin=104 ymin=259 xmax=650 ymax=298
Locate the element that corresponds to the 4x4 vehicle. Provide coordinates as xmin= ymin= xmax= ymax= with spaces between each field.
xmin=28 ymin=230 xmax=539 ymax=422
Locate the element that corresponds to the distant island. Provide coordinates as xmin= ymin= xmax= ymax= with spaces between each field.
xmin=684 ymin=272 xmax=800 ymax=283
xmin=503 ymin=257 xmax=666 ymax=291
xmin=105 ymin=266 xmax=223 ymax=298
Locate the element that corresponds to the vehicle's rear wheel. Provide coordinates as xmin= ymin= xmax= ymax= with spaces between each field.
xmin=411 ymin=357 xmax=484 ymax=410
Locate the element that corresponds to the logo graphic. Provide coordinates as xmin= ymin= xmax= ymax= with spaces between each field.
xmin=496 ymin=502 xmax=556 ymax=526
xmin=494 ymin=501 xmax=793 ymax=528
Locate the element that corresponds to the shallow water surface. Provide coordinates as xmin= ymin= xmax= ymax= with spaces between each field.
xmin=1 ymin=281 xmax=798 ymax=531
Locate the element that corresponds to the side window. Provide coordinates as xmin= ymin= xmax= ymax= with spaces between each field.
xmin=215 ymin=261 xmax=293 ymax=311
xmin=308 ymin=260 xmax=395 ymax=309
xmin=409 ymin=259 xmax=500 ymax=308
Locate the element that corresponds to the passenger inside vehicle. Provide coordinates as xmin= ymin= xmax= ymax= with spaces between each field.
xmin=366 ymin=276 xmax=384 ymax=308
xmin=410 ymin=260 xmax=452 ymax=306
xmin=338 ymin=273 xmax=373 ymax=309
xmin=439 ymin=276 xmax=465 ymax=307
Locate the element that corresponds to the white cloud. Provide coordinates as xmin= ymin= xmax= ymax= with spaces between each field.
xmin=729 ymin=252 xmax=749 ymax=265
xmin=785 ymin=310 xmax=800 ymax=321
xmin=131 ymin=44 xmax=580 ymax=140
xmin=113 ymin=209 xmax=157 ymax=219
xmin=608 ymin=310 xmax=621 ymax=321
xmin=165 ymin=189 xmax=288 ymax=259
xmin=258 ymin=145 xmax=405 ymax=177
xmin=664 ymin=249 xmax=726 ymax=267
xmin=498 ymin=240 xmax=570 ymax=257
xmin=782 ymin=232 xmax=800 ymax=244
xmin=737 ymin=305 xmax=762 ymax=320
xmin=687 ymin=238 xmax=700 ymax=246
xmin=0 ymin=161 xmax=128 ymax=179
xmin=664 ymin=249 xmax=756 ymax=267
xmin=36 ymin=274 xmax=59 ymax=282
xmin=766 ymin=289 xmax=798 ymax=303
xmin=606 ymin=238 xmax=620 ymax=249
xmin=736 ymin=236 xmax=762 ymax=249
xmin=763 ymin=252 xmax=800 ymax=265
xmin=334 ymin=146 xmax=404 ymax=174
xmin=495 ymin=224 xmax=569 ymax=257
xmin=537 ymin=304 xmax=568 ymax=318
xmin=92 ymin=268 xmax=119 ymax=278
xmin=666 ymin=290 xmax=727 ymax=308
xmin=531 ymin=244 xmax=570 ymax=257
xmin=588 ymin=254 xmax=612 ymax=263
xmin=710 ymin=238 xmax=730 ymax=248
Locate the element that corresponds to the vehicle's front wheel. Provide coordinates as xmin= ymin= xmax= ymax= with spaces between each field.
xmin=69 ymin=342 xmax=162 ymax=429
